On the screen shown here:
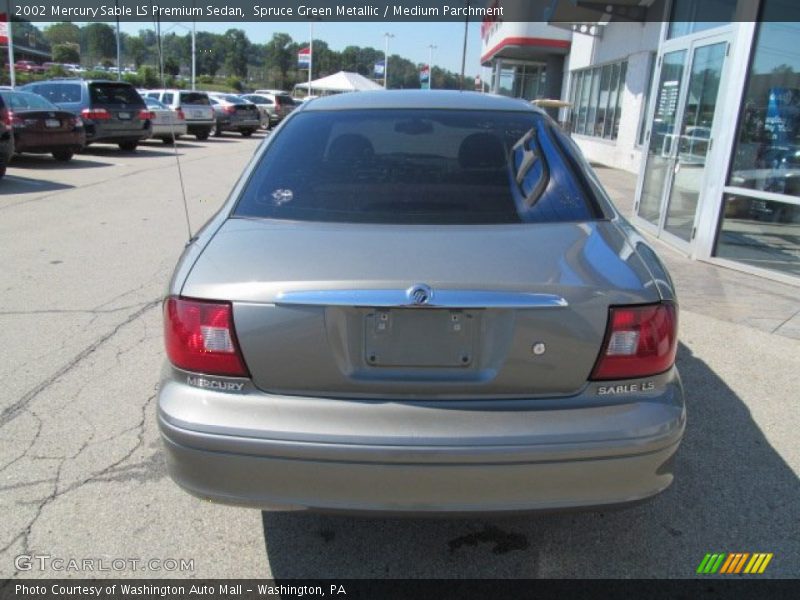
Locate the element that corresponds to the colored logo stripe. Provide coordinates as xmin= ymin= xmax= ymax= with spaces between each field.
xmin=698 ymin=553 xmax=773 ymax=574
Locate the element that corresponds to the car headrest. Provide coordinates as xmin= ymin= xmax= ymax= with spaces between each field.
xmin=458 ymin=132 xmax=507 ymax=169
xmin=328 ymin=134 xmax=374 ymax=163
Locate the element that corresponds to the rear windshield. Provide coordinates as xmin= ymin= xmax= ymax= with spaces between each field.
xmin=31 ymin=83 xmax=81 ymax=104
xmin=233 ymin=109 xmax=601 ymax=225
xmin=180 ymin=92 xmax=209 ymax=105
xmin=276 ymin=94 xmax=295 ymax=105
xmin=89 ymin=83 xmax=142 ymax=105
xmin=0 ymin=91 xmax=57 ymax=111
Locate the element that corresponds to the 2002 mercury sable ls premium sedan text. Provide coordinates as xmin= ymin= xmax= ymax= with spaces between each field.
xmin=158 ymin=90 xmax=685 ymax=515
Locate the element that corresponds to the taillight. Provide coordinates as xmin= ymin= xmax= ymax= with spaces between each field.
xmin=590 ymin=303 xmax=678 ymax=380
xmin=164 ymin=297 xmax=249 ymax=377
xmin=138 ymin=109 xmax=154 ymax=120
xmin=176 ymin=108 xmax=185 ymax=121
xmin=81 ymin=108 xmax=111 ymax=121
xmin=1 ymin=108 xmax=22 ymax=126
xmin=223 ymin=105 xmax=236 ymax=114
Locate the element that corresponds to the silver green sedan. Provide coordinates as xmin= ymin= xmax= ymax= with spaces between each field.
xmin=158 ymin=90 xmax=684 ymax=514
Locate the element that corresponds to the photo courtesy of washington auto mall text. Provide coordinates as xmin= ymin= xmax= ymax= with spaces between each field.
xmin=0 ymin=0 xmax=798 ymax=598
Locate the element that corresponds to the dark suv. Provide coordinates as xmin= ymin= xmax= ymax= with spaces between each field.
xmin=20 ymin=79 xmax=151 ymax=151
xmin=0 ymin=93 xmax=13 ymax=179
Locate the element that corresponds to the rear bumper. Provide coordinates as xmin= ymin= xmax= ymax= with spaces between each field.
xmin=158 ymin=368 xmax=685 ymax=514
xmin=151 ymin=123 xmax=188 ymax=137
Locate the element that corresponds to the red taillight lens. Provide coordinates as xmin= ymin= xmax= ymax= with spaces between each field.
xmin=223 ymin=105 xmax=236 ymax=114
xmin=138 ymin=109 xmax=154 ymax=120
xmin=81 ymin=108 xmax=111 ymax=121
xmin=590 ymin=303 xmax=678 ymax=380
xmin=176 ymin=108 xmax=185 ymax=120
xmin=2 ymin=109 xmax=22 ymax=126
xmin=164 ymin=297 xmax=249 ymax=377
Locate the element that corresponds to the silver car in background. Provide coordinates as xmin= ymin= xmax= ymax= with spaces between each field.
xmin=143 ymin=89 xmax=215 ymax=141
xmin=159 ymin=91 xmax=684 ymax=514
xmin=143 ymin=96 xmax=187 ymax=144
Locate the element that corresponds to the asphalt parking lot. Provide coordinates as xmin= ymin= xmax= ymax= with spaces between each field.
xmin=0 ymin=132 xmax=798 ymax=579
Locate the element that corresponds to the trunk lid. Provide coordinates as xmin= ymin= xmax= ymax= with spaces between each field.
xmin=181 ymin=218 xmax=660 ymax=398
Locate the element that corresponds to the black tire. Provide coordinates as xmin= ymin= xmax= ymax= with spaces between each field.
xmin=0 ymin=164 xmax=5 ymax=179
xmin=212 ymin=122 xmax=222 ymax=137
xmin=52 ymin=150 xmax=74 ymax=162
xmin=118 ymin=141 xmax=138 ymax=152
xmin=241 ymin=129 xmax=254 ymax=137
xmin=195 ymin=129 xmax=210 ymax=141
xmin=161 ymin=136 xmax=175 ymax=145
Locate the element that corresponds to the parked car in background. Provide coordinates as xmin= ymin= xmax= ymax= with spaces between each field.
xmin=206 ymin=93 xmax=261 ymax=137
xmin=13 ymin=60 xmax=45 ymax=74
xmin=0 ymin=90 xmax=85 ymax=162
xmin=142 ymin=89 xmax=214 ymax=140
xmin=158 ymin=91 xmax=685 ymax=514
xmin=143 ymin=96 xmax=187 ymax=144
xmin=245 ymin=91 xmax=297 ymax=127
xmin=20 ymin=79 xmax=150 ymax=151
xmin=0 ymin=95 xmax=13 ymax=178
xmin=238 ymin=94 xmax=273 ymax=129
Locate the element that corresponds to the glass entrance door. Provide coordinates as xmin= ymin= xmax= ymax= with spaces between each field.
xmin=636 ymin=34 xmax=731 ymax=249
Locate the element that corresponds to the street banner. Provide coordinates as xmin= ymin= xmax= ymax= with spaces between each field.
xmin=420 ymin=64 xmax=430 ymax=89
xmin=297 ymin=46 xmax=311 ymax=68
xmin=0 ymin=13 xmax=8 ymax=44
xmin=374 ymin=60 xmax=385 ymax=77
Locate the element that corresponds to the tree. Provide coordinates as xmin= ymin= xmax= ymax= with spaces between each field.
xmin=82 ymin=23 xmax=117 ymax=64
xmin=163 ymin=56 xmax=180 ymax=77
xmin=52 ymin=43 xmax=80 ymax=64
xmin=125 ymin=36 xmax=147 ymax=69
xmin=264 ymin=33 xmax=294 ymax=88
xmin=44 ymin=22 xmax=80 ymax=46
xmin=221 ymin=29 xmax=249 ymax=78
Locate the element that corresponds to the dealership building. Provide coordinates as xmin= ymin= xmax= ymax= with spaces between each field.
xmin=482 ymin=0 xmax=800 ymax=286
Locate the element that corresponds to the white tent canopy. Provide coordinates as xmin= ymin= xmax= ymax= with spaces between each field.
xmin=294 ymin=71 xmax=383 ymax=94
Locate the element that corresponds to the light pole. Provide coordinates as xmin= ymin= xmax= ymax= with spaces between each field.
xmin=115 ymin=0 xmax=121 ymax=80
xmin=427 ymin=44 xmax=437 ymax=89
xmin=383 ymin=32 xmax=394 ymax=89
xmin=308 ymin=21 xmax=314 ymax=93
xmin=5 ymin=0 xmax=15 ymax=87
xmin=460 ymin=0 xmax=470 ymax=90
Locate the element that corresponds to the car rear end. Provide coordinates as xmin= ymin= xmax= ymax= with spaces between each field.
xmin=213 ymin=95 xmax=261 ymax=135
xmin=158 ymin=93 xmax=684 ymax=514
xmin=272 ymin=93 xmax=296 ymax=123
xmin=177 ymin=91 xmax=214 ymax=139
xmin=0 ymin=95 xmax=12 ymax=177
xmin=145 ymin=97 xmax=187 ymax=142
xmin=78 ymin=81 xmax=150 ymax=148
xmin=0 ymin=91 xmax=85 ymax=157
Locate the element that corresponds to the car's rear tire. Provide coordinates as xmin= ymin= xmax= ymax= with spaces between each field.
xmin=195 ymin=129 xmax=210 ymax=141
xmin=212 ymin=122 xmax=222 ymax=137
xmin=52 ymin=150 xmax=74 ymax=162
xmin=118 ymin=141 xmax=138 ymax=152
xmin=161 ymin=136 xmax=175 ymax=145
xmin=0 ymin=164 xmax=5 ymax=179
xmin=241 ymin=129 xmax=254 ymax=137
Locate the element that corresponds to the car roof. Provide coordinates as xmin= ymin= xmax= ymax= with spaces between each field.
xmin=300 ymin=90 xmax=541 ymax=113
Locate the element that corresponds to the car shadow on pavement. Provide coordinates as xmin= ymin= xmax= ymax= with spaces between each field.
xmin=261 ymin=343 xmax=799 ymax=578
xmin=82 ymin=147 xmax=189 ymax=159
xmin=0 ymin=175 xmax=74 ymax=194
xmin=8 ymin=155 xmax=115 ymax=170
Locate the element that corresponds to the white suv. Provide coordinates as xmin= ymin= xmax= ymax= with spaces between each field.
xmin=142 ymin=89 xmax=214 ymax=140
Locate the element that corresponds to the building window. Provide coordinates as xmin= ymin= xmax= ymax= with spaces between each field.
xmin=569 ymin=61 xmax=627 ymax=140
xmin=667 ymin=0 xmax=736 ymax=39
xmin=638 ymin=52 xmax=657 ymax=146
xmin=716 ymin=3 xmax=800 ymax=277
